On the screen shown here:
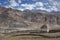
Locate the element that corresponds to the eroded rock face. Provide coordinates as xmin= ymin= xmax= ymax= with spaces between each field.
xmin=0 ymin=6 xmax=60 ymax=34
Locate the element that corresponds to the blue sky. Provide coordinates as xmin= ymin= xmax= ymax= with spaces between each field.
xmin=0 ymin=0 xmax=60 ymax=12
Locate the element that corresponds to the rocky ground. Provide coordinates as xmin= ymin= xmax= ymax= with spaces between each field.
xmin=0 ymin=6 xmax=60 ymax=39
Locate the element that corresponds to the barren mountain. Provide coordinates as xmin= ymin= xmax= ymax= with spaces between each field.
xmin=0 ymin=6 xmax=60 ymax=35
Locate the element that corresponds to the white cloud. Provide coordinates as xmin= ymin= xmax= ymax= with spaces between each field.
xmin=18 ymin=0 xmax=21 ymax=3
xmin=4 ymin=0 xmax=52 ymax=12
xmin=16 ymin=2 xmax=49 ymax=11
xmin=44 ymin=3 xmax=48 ymax=5
xmin=49 ymin=0 xmax=60 ymax=6
xmin=48 ymin=0 xmax=60 ymax=11
xmin=21 ymin=4 xmax=36 ymax=10
xmin=9 ymin=0 xmax=19 ymax=7
xmin=20 ymin=2 xmax=44 ymax=10
xmin=35 ymin=2 xmax=44 ymax=6
xmin=4 ymin=0 xmax=59 ymax=12
xmin=5 ymin=0 xmax=21 ymax=8
xmin=50 ymin=6 xmax=58 ymax=11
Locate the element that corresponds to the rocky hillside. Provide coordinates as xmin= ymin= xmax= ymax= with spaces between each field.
xmin=0 ymin=6 xmax=60 ymax=34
